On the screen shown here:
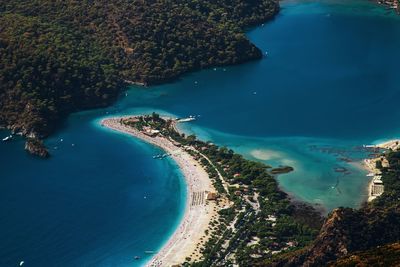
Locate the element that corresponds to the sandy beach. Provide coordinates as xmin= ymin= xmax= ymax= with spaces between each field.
xmin=364 ymin=157 xmax=381 ymax=202
xmin=101 ymin=117 xmax=217 ymax=266
xmin=364 ymin=140 xmax=399 ymax=202
xmin=375 ymin=139 xmax=400 ymax=150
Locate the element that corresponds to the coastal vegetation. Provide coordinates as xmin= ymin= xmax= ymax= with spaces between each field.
xmin=0 ymin=0 xmax=279 ymax=156
xmin=122 ymin=114 xmax=323 ymax=266
xmin=121 ymin=114 xmax=400 ymax=266
xmin=268 ymin=147 xmax=400 ymax=266
xmin=0 ymin=14 xmax=121 ymax=137
xmin=330 ymin=242 xmax=400 ymax=266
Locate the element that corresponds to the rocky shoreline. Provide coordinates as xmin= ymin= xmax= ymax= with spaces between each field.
xmin=377 ymin=0 xmax=399 ymax=11
xmin=24 ymin=138 xmax=50 ymax=158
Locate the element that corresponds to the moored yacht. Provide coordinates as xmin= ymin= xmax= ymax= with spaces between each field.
xmin=2 ymin=135 xmax=13 ymax=142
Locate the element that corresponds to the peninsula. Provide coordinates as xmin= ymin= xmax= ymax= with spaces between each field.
xmin=102 ymin=114 xmax=400 ymax=266
xmin=101 ymin=113 xmax=322 ymax=266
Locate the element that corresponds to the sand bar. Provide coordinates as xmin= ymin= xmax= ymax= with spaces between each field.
xmin=101 ymin=117 xmax=217 ymax=266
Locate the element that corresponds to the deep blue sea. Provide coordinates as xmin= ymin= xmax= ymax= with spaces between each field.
xmin=1 ymin=1 xmax=400 ymax=266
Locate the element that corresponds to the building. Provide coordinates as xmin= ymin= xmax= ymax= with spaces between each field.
xmin=371 ymin=175 xmax=384 ymax=197
xmin=206 ymin=192 xmax=218 ymax=200
xmin=143 ymin=127 xmax=160 ymax=137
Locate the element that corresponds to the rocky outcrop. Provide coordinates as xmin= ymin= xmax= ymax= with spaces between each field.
xmin=25 ymin=138 xmax=50 ymax=158
xmin=271 ymin=204 xmax=400 ymax=266
xmin=330 ymin=242 xmax=400 ymax=266
xmin=377 ymin=0 xmax=399 ymax=11
xmin=298 ymin=208 xmax=358 ymax=266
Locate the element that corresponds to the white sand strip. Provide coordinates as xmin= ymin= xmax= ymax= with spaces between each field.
xmin=101 ymin=118 xmax=217 ymax=266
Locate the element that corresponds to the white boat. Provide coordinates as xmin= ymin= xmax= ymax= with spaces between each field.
xmin=20 ymin=261 xmax=24 ymax=266
xmin=363 ymin=144 xmax=376 ymax=148
xmin=2 ymin=135 xmax=12 ymax=142
xmin=177 ymin=117 xmax=196 ymax=122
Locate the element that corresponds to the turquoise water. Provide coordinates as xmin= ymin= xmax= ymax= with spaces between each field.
xmin=1 ymin=1 xmax=400 ymax=266
xmin=0 ymin=114 xmax=186 ymax=267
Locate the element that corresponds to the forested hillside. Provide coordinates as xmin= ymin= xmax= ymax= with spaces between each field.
xmin=0 ymin=14 xmax=121 ymax=137
xmin=266 ymin=150 xmax=400 ymax=267
xmin=0 ymin=0 xmax=279 ymax=153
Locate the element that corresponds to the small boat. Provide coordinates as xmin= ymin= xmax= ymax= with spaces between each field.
xmin=134 ymin=256 xmax=140 ymax=260
xmin=363 ymin=144 xmax=376 ymax=148
xmin=20 ymin=261 xmax=24 ymax=266
xmin=2 ymin=135 xmax=12 ymax=142
xmin=177 ymin=117 xmax=196 ymax=122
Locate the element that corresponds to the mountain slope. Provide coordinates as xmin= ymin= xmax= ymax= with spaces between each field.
xmin=0 ymin=0 xmax=279 ymax=154
xmin=265 ymin=150 xmax=400 ymax=267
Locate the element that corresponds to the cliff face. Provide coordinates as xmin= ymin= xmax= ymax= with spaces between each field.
xmin=273 ymin=208 xmax=359 ymax=266
xmin=271 ymin=204 xmax=400 ymax=267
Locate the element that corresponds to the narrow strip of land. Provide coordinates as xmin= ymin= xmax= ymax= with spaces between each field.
xmin=100 ymin=114 xmax=318 ymax=266
xmin=101 ymin=117 xmax=218 ymax=266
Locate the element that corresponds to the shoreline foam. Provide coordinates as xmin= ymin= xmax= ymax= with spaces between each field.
xmin=101 ymin=117 xmax=217 ymax=266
